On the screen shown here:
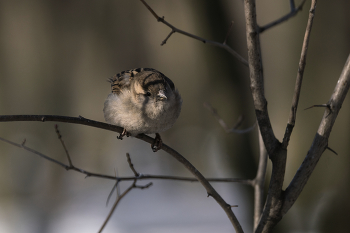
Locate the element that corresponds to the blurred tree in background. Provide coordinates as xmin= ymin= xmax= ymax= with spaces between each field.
xmin=0 ymin=1 xmax=349 ymax=232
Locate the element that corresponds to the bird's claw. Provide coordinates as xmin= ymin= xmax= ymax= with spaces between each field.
xmin=117 ymin=128 xmax=129 ymax=140
xmin=151 ymin=133 xmax=163 ymax=152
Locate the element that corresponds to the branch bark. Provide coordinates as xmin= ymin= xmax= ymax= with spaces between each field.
xmin=244 ymin=1 xmax=288 ymax=232
xmin=282 ymin=52 xmax=350 ymax=215
xmin=244 ymin=0 xmax=279 ymax=155
xmin=282 ymin=0 xmax=317 ymax=149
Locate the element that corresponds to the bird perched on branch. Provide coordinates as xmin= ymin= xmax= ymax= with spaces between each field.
xmin=103 ymin=68 xmax=182 ymax=152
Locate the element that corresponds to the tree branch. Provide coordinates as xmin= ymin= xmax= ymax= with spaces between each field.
xmin=253 ymin=129 xmax=268 ymax=231
xmin=100 ymin=154 xmax=153 ymax=232
xmin=244 ymin=1 xmax=288 ymax=232
xmin=98 ymin=180 xmax=136 ymax=233
xmin=258 ymin=0 xmax=308 ymax=33
xmin=0 ymin=114 xmax=244 ymax=232
xmin=55 ymin=124 xmax=73 ymax=166
xmin=282 ymin=0 xmax=317 ymax=149
xmin=282 ymin=52 xmax=350 ymax=215
xmin=0 ymin=133 xmax=252 ymax=185
xmin=139 ymin=0 xmax=248 ymax=67
xmin=244 ymin=0 xmax=279 ymax=156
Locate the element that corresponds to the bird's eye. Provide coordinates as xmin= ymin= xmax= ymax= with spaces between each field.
xmin=146 ymin=91 xmax=151 ymax=96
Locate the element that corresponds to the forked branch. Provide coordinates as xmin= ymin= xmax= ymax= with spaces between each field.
xmin=99 ymin=154 xmax=152 ymax=233
xmin=140 ymin=0 xmax=248 ymax=67
xmin=0 ymin=115 xmax=244 ymax=233
xmin=0 ymin=131 xmax=252 ymax=185
xmin=282 ymin=52 xmax=350 ymax=215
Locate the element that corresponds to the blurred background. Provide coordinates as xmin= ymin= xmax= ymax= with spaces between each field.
xmin=0 ymin=0 xmax=349 ymax=232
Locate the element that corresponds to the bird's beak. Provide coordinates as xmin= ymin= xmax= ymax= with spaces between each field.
xmin=157 ymin=90 xmax=167 ymax=101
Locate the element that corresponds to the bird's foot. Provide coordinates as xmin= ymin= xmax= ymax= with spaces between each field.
xmin=117 ymin=128 xmax=130 ymax=140
xmin=151 ymin=133 xmax=163 ymax=152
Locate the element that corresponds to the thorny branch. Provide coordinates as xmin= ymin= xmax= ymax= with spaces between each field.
xmin=139 ymin=0 xmax=248 ymax=67
xmin=282 ymin=52 xmax=350 ymax=215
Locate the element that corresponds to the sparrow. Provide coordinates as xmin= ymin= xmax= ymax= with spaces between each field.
xmin=103 ymin=68 xmax=182 ymax=152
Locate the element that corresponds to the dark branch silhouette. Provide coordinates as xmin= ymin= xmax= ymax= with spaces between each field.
xmin=0 ymin=115 xmax=245 ymax=232
xmin=258 ymin=0 xmax=308 ymax=33
xmin=139 ymin=0 xmax=248 ymax=67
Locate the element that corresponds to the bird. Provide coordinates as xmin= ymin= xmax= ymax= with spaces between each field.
xmin=103 ymin=68 xmax=182 ymax=152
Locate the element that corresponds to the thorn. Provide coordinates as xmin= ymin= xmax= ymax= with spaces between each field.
xmin=304 ymin=104 xmax=329 ymax=110
xmin=230 ymin=205 xmax=239 ymax=208
xmin=304 ymin=104 xmax=333 ymax=117
xmin=41 ymin=116 xmax=46 ymax=122
xmin=326 ymin=146 xmax=338 ymax=155
xmin=207 ymin=193 xmax=212 ymax=198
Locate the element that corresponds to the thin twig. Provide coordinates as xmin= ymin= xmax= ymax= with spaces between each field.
xmin=126 ymin=153 xmax=139 ymax=177
xmin=282 ymin=0 xmax=317 ymax=149
xmin=55 ymin=124 xmax=73 ymax=166
xmin=98 ymin=180 xmax=137 ymax=233
xmin=161 ymin=29 xmax=175 ymax=45
xmin=0 ymin=136 xmax=69 ymax=169
xmin=139 ymin=0 xmax=248 ymax=67
xmin=106 ymin=179 xmax=120 ymax=207
xmin=100 ymin=180 xmax=152 ymax=232
xmin=203 ymin=102 xmax=256 ymax=134
xmin=0 ymin=135 xmax=252 ymax=185
xmin=258 ymin=0 xmax=308 ymax=33
xmin=135 ymin=182 xmax=153 ymax=189
xmin=115 ymin=168 xmax=121 ymax=197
